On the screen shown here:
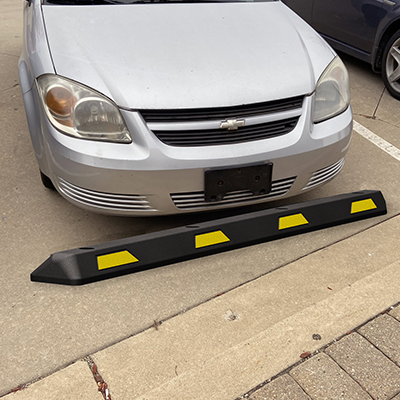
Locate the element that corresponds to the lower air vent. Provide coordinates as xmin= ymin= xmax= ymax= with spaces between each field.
xmin=171 ymin=177 xmax=296 ymax=210
xmin=303 ymin=158 xmax=345 ymax=190
xmin=57 ymin=177 xmax=155 ymax=212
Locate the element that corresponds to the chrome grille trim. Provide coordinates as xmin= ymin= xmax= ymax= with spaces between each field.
xmin=139 ymin=96 xmax=304 ymax=122
xmin=303 ymin=158 xmax=345 ymax=190
xmin=57 ymin=178 xmax=155 ymax=211
xmin=147 ymin=108 xmax=302 ymax=132
xmin=152 ymin=117 xmax=299 ymax=147
xmin=141 ymin=96 xmax=304 ymax=147
xmin=171 ymin=177 xmax=296 ymax=210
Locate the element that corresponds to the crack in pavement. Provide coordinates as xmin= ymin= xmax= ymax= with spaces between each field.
xmin=85 ymin=356 xmax=112 ymax=400
xmin=0 ymin=83 xmax=20 ymax=93
xmin=354 ymin=114 xmax=400 ymax=130
xmin=354 ymin=87 xmax=386 ymax=120
xmin=0 ymin=52 xmax=19 ymax=58
xmin=372 ymin=87 xmax=386 ymax=118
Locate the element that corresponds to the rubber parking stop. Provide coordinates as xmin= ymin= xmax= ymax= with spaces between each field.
xmin=31 ymin=190 xmax=387 ymax=285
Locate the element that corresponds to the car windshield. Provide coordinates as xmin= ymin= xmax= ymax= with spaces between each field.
xmin=44 ymin=0 xmax=276 ymax=4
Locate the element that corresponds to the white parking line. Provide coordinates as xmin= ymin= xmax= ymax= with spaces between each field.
xmin=353 ymin=120 xmax=400 ymax=162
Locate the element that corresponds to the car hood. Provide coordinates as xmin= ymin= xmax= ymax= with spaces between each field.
xmin=43 ymin=2 xmax=334 ymax=109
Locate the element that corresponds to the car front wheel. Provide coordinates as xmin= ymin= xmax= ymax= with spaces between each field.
xmin=382 ymin=30 xmax=400 ymax=100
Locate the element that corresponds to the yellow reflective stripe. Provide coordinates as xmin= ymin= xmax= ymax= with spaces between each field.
xmin=279 ymin=213 xmax=309 ymax=230
xmin=97 ymin=250 xmax=139 ymax=270
xmin=351 ymin=199 xmax=377 ymax=214
xmin=195 ymin=230 xmax=230 ymax=249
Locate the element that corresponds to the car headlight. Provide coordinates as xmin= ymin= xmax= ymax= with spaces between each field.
xmin=37 ymin=75 xmax=131 ymax=143
xmin=313 ymin=56 xmax=350 ymax=123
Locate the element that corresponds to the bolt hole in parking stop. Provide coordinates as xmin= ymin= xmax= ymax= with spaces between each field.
xmin=19 ymin=0 xmax=352 ymax=216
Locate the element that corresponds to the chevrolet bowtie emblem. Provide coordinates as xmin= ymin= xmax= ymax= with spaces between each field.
xmin=220 ymin=119 xmax=245 ymax=130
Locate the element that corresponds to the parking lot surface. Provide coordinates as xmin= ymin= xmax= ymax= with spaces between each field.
xmin=1 ymin=1 xmax=400 ymax=399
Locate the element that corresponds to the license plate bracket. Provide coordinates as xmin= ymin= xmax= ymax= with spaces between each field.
xmin=204 ymin=162 xmax=273 ymax=202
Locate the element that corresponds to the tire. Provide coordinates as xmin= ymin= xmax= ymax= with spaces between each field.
xmin=40 ymin=170 xmax=56 ymax=190
xmin=382 ymin=30 xmax=400 ymax=100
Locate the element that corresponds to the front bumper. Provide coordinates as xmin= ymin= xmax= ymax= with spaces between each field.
xmin=34 ymin=94 xmax=353 ymax=216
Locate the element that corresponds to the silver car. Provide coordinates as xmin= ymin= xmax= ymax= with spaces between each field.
xmin=19 ymin=0 xmax=352 ymax=216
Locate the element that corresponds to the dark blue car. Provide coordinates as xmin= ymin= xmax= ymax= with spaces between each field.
xmin=282 ymin=0 xmax=400 ymax=99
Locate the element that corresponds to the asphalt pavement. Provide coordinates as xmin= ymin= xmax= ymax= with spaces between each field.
xmin=1 ymin=1 xmax=400 ymax=399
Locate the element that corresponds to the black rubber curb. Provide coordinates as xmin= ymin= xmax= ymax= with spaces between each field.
xmin=31 ymin=190 xmax=386 ymax=286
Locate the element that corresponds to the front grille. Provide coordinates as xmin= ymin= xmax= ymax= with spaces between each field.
xmin=154 ymin=117 xmax=299 ymax=147
xmin=139 ymin=96 xmax=304 ymax=123
xmin=303 ymin=158 xmax=345 ymax=190
xmin=57 ymin=177 xmax=155 ymax=212
xmin=171 ymin=176 xmax=296 ymax=210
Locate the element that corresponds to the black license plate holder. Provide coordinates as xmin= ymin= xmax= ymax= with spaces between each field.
xmin=204 ymin=162 xmax=273 ymax=202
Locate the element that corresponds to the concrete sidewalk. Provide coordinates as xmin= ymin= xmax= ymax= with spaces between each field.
xmin=5 ymin=305 xmax=400 ymax=400
xmin=249 ymin=306 xmax=400 ymax=400
xmin=3 ymin=215 xmax=400 ymax=400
